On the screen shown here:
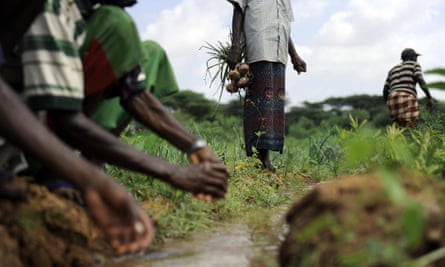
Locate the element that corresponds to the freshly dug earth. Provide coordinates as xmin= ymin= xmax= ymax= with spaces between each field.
xmin=279 ymin=170 xmax=445 ymax=267
xmin=0 ymin=177 xmax=112 ymax=267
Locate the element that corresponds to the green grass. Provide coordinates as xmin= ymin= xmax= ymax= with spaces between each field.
xmin=106 ymin=113 xmax=445 ymax=257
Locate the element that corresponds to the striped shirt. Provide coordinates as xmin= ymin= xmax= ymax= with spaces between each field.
xmin=384 ymin=60 xmax=426 ymax=96
xmin=20 ymin=0 xmax=91 ymax=111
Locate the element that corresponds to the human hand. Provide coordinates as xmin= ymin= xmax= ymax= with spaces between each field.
xmin=168 ymin=162 xmax=229 ymax=200
xmin=188 ymin=147 xmax=223 ymax=202
xmin=291 ymin=56 xmax=307 ymax=74
xmin=427 ymin=98 xmax=435 ymax=112
xmin=83 ymin=181 xmax=154 ymax=255
xmin=188 ymin=147 xmax=220 ymax=164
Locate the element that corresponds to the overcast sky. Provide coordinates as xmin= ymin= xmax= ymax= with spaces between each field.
xmin=127 ymin=0 xmax=445 ymax=107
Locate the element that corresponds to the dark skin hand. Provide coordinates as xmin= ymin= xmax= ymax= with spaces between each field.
xmin=84 ymin=84 xmax=228 ymax=202
xmin=125 ymin=92 xmax=228 ymax=201
xmin=49 ymin=110 xmax=228 ymax=199
xmin=288 ymin=40 xmax=307 ymax=74
xmin=0 ymin=77 xmax=153 ymax=255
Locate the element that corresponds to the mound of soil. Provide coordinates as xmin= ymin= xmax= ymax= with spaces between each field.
xmin=279 ymin=170 xmax=445 ymax=267
xmin=0 ymin=177 xmax=112 ymax=267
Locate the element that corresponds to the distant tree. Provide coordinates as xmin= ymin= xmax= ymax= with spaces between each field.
xmin=161 ymin=90 xmax=216 ymax=121
xmin=218 ymin=98 xmax=244 ymax=118
xmin=288 ymin=116 xmax=316 ymax=138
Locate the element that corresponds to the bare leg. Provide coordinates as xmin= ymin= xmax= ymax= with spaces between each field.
xmin=258 ymin=149 xmax=275 ymax=172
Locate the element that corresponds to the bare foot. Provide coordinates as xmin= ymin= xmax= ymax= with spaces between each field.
xmin=83 ymin=181 xmax=154 ymax=255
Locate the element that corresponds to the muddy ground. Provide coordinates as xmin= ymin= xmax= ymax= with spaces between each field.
xmin=0 ymin=177 xmax=112 ymax=267
xmin=3 ymin=170 xmax=445 ymax=267
xmin=280 ymin=169 xmax=445 ymax=267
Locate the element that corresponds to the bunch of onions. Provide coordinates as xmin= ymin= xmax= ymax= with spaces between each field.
xmin=201 ymin=37 xmax=247 ymax=99
xmin=226 ymin=63 xmax=251 ymax=93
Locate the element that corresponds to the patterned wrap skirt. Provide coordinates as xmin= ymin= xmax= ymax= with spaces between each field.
xmin=244 ymin=61 xmax=285 ymax=156
xmin=387 ymin=91 xmax=420 ymax=124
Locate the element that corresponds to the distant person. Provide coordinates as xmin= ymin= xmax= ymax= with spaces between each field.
xmin=383 ymin=48 xmax=434 ymax=128
xmin=227 ymin=0 xmax=307 ymax=172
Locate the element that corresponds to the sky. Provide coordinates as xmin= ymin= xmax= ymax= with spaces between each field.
xmin=127 ymin=0 xmax=445 ymax=108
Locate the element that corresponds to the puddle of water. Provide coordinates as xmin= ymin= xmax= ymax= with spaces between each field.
xmin=106 ymin=223 xmax=256 ymax=267
xmin=104 ymin=203 xmax=299 ymax=267
xmin=105 ymin=212 xmax=287 ymax=267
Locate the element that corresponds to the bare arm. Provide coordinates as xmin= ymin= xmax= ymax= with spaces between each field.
xmin=288 ymin=39 xmax=306 ymax=74
xmin=125 ymin=92 xmax=198 ymax=152
xmin=124 ymin=91 xmax=221 ymax=163
xmin=0 ymin=78 xmax=104 ymax=189
xmin=51 ymin=110 xmax=176 ymax=179
xmin=416 ymin=74 xmax=434 ymax=110
xmin=417 ymin=77 xmax=432 ymax=99
xmin=0 ymin=77 xmax=153 ymax=254
xmin=49 ymin=109 xmax=228 ymax=198
xmin=227 ymin=3 xmax=244 ymax=69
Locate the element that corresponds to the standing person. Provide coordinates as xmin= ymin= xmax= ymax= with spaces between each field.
xmin=383 ymin=48 xmax=435 ymax=128
xmin=227 ymin=0 xmax=307 ymax=172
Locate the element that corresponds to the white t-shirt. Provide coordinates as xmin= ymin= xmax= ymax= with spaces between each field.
xmin=228 ymin=0 xmax=294 ymax=64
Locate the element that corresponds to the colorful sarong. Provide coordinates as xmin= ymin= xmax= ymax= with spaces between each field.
xmin=244 ymin=61 xmax=285 ymax=156
xmin=387 ymin=91 xmax=420 ymax=127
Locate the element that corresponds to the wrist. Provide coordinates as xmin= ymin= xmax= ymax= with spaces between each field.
xmin=186 ymin=139 xmax=207 ymax=156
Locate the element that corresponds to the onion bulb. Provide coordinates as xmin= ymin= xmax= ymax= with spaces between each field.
xmin=236 ymin=77 xmax=250 ymax=88
xmin=226 ymin=83 xmax=238 ymax=93
xmin=238 ymin=63 xmax=250 ymax=76
xmin=228 ymin=70 xmax=241 ymax=81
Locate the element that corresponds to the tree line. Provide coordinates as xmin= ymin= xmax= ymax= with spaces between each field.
xmin=157 ymin=90 xmax=445 ymax=139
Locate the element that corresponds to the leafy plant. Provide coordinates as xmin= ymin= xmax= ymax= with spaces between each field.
xmin=200 ymin=36 xmax=246 ymax=100
xmin=426 ymin=68 xmax=445 ymax=90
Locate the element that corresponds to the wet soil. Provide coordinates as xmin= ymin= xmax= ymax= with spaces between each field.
xmin=106 ymin=223 xmax=253 ymax=267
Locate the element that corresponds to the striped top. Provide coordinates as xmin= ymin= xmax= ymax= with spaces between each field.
xmin=384 ymin=60 xmax=426 ymax=96
xmin=19 ymin=0 xmax=91 ymax=111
